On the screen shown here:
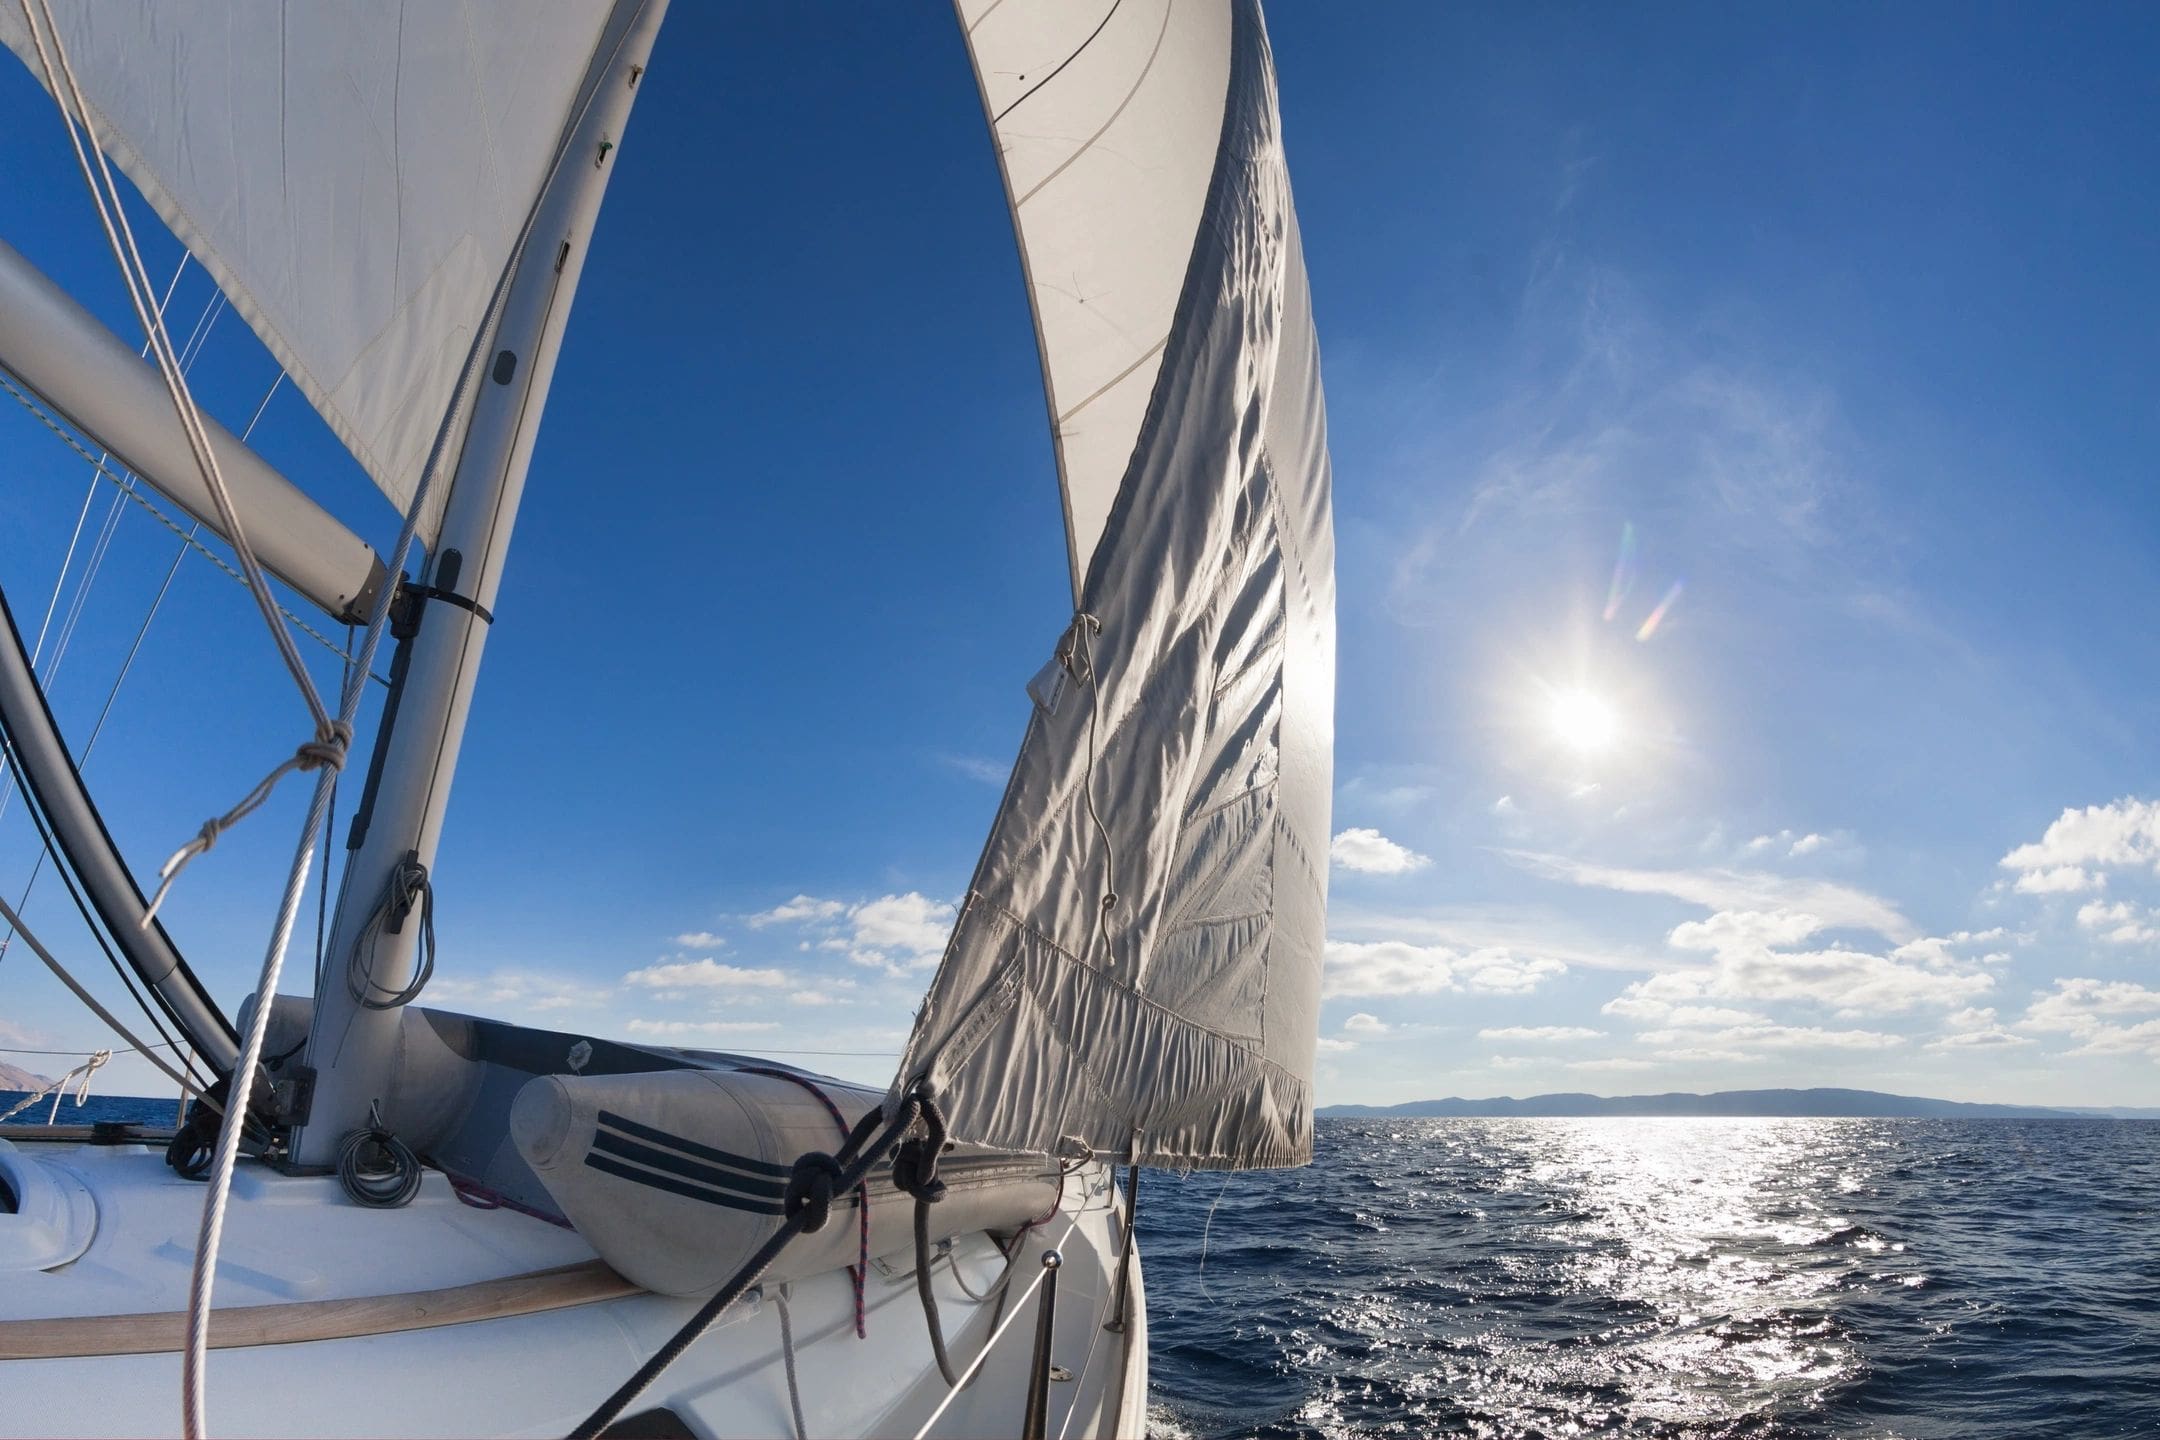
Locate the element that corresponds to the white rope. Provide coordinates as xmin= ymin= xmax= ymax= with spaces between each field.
xmin=0 ymin=1046 xmax=108 ymax=1124
xmin=16 ymin=0 xmax=349 ymax=934
xmin=770 ymin=1287 xmax=808 ymax=1440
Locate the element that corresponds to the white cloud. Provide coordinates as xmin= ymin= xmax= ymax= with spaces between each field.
xmin=1322 ymin=940 xmax=1565 ymax=998
xmin=672 ymin=931 xmax=727 ymax=949
xmin=2076 ymin=900 xmax=2160 ymax=945
xmin=1492 ymin=795 xmax=1518 ymax=816
xmin=1315 ymin=1036 xmax=1360 ymax=1054
xmin=426 ymin=970 xmax=614 ymax=1015
xmin=1600 ymin=905 xmax=1991 ymax=1025
xmin=749 ymin=895 xmax=847 ymax=927
xmin=1342 ymin=1012 xmax=1391 ymax=1036
xmin=1926 ymin=1027 xmax=2031 ymax=1051
xmin=743 ymin=891 xmax=956 ymax=976
xmin=1478 ymin=1025 xmax=1602 ymax=1042
xmin=2021 ymin=978 xmax=2160 ymax=1057
xmin=1788 ymin=833 xmax=1827 ymax=856
xmin=1670 ymin=909 xmax=1825 ymax=956
xmin=2000 ymin=798 xmax=2160 ymax=891
xmin=1509 ymin=851 xmax=1913 ymax=940
xmin=1466 ymin=954 xmax=1567 ymax=993
xmin=624 ymin=1020 xmax=781 ymax=1039
xmin=936 ymin=753 xmax=1008 ymax=786
xmin=623 ymin=958 xmax=788 ymax=989
xmin=1638 ymin=1023 xmax=1903 ymax=1052
xmin=848 ymin=893 xmax=954 ymax=959
xmin=1329 ymin=828 xmax=1431 ymax=875
xmin=787 ymin=988 xmax=856 ymax=1006
xmin=1323 ymin=941 xmax=1455 ymax=996
xmin=2014 ymin=865 xmax=2099 ymax=895
xmin=1568 ymin=1057 xmax=1661 ymax=1072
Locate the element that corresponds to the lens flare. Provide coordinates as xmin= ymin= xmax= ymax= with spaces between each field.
xmin=1602 ymin=523 xmax=1638 ymax=622
xmin=1635 ymin=580 xmax=1685 ymax=641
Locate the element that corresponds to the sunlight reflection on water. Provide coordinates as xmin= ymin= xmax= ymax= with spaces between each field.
xmin=1144 ymin=1117 xmax=2160 ymax=1439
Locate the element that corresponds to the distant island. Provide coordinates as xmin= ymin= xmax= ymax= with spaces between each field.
xmin=0 ymin=1061 xmax=53 ymax=1093
xmin=1317 ymin=1087 xmax=2160 ymax=1120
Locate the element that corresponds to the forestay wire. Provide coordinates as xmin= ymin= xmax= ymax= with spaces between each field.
xmin=13 ymin=0 xmax=352 ymax=930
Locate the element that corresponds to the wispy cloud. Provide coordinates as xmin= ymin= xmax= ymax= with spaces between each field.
xmin=1479 ymin=1025 xmax=1602 ymax=1043
xmin=625 ymin=1019 xmax=781 ymax=1039
xmin=623 ymin=958 xmax=788 ymax=989
xmin=1324 ymin=939 xmax=1564 ymax=998
xmin=935 ymin=752 xmax=1009 ymax=787
xmin=1507 ymin=851 xmax=1914 ymax=941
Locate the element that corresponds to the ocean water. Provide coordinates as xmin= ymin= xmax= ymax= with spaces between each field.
xmin=1140 ymin=1117 xmax=2160 ymax=1439
xmin=12 ymin=1101 xmax=2156 ymax=1436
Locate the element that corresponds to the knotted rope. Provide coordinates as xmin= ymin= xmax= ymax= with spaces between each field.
xmin=140 ymin=720 xmax=353 ymax=926
xmin=0 ymin=1046 xmax=109 ymax=1124
xmin=738 ymin=1065 xmax=873 ymax=1338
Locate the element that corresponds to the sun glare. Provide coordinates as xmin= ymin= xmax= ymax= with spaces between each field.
xmin=1549 ymin=688 xmax=1620 ymax=754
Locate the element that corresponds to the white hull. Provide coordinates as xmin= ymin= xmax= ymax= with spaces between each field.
xmin=0 ymin=1131 xmax=1143 ymax=1438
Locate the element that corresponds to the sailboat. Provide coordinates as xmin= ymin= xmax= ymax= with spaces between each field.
xmin=0 ymin=1 xmax=1334 ymax=1436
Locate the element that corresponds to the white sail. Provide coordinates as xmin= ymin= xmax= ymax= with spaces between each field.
xmin=897 ymin=0 xmax=1335 ymax=1170
xmin=959 ymin=0 xmax=1234 ymax=597
xmin=0 ymin=1 xmax=627 ymax=544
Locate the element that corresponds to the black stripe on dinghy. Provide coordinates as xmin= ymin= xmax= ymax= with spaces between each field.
xmin=589 ymin=1128 xmax=789 ymax=1200
xmin=583 ymin=1152 xmax=788 ymax=1216
xmin=595 ymin=1110 xmax=794 ymax=1177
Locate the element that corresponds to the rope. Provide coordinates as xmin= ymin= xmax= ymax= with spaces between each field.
xmin=906 ymin=1214 xmax=1083 ymax=1440
xmin=566 ymin=1096 xmax=922 ymax=1440
xmin=139 ymin=720 xmax=354 ymax=926
xmin=0 ymin=1046 xmax=107 ymax=1123
xmin=1058 ymin=613 xmax=1120 ymax=920
xmin=16 ymin=0 xmax=334 ymax=738
xmin=334 ymin=1102 xmax=423 ymax=1208
xmin=736 ymin=1066 xmax=870 ymax=1338
xmin=345 ymin=852 xmax=436 ymax=1010
xmin=770 ymin=1287 xmax=808 ymax=1440
xmin=0 ymin=893 xmax=199 ymax=1095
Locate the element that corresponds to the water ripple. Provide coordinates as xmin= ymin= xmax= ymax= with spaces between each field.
xmin=1143 ymin=1117 xmax=2160 ymax=1439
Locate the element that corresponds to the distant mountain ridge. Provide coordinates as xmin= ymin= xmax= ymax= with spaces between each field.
xmin=1316 ymin=1087 xmax=2145 ymax=1119
xmin=0 ymin=1061 xmax=54 ymax=1092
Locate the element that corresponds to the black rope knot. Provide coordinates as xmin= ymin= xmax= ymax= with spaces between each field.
xmin=784 ymin=1151 xmax=846 ymax=1233
xmin=892 ymin=1094 xmax=950 ymax=1204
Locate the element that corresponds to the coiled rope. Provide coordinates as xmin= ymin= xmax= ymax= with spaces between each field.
xmin=335 ymin=1102 xmax=424 ymax=1209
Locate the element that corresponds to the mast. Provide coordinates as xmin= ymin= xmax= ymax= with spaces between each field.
xmin=292 ymin=0 xmax=666 ymax=1167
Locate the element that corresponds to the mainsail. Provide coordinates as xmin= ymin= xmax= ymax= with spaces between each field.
xmin=897 ymin=0 xmax=1336 ymax=1170
xmin=0 ymin=1 xmax=628 ymax=544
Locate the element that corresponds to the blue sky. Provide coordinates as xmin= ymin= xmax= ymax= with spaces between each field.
xmin=3 ymin=5 xmax=2158 ymax=1108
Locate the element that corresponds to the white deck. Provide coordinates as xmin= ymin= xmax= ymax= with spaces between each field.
xmin=1 ymin=1137 xmax=1143 ymax=1439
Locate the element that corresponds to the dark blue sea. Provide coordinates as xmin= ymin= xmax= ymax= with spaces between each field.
xmin=12 ymin=1101 xmax=2157 ymax=1436
xmin=1140 ymin=1117 xmax=2160 ymax=1438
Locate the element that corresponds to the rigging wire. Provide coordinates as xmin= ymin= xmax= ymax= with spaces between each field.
xmin=16 ymin=0 xmax=356 ymax=945
xmin=0 ymin=374 xmax=385 ymax=680
xmin=0 ymin=892 xmax=201 ymax=1095
xmin=0 ymin=728 xmax=212 ymax=1091
xmin=0 ymin=373 xmax=287 ymax=980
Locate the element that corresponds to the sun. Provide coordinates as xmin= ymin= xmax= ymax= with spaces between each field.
xmin=1548 ymin=688 xmax=1620 ymax=754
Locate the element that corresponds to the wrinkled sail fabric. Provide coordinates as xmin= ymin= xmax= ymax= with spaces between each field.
xmin=897 ymin=0 xmax=1335 ymax=1171
xmin=0 ymin=1 xmax=620 ymax=544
